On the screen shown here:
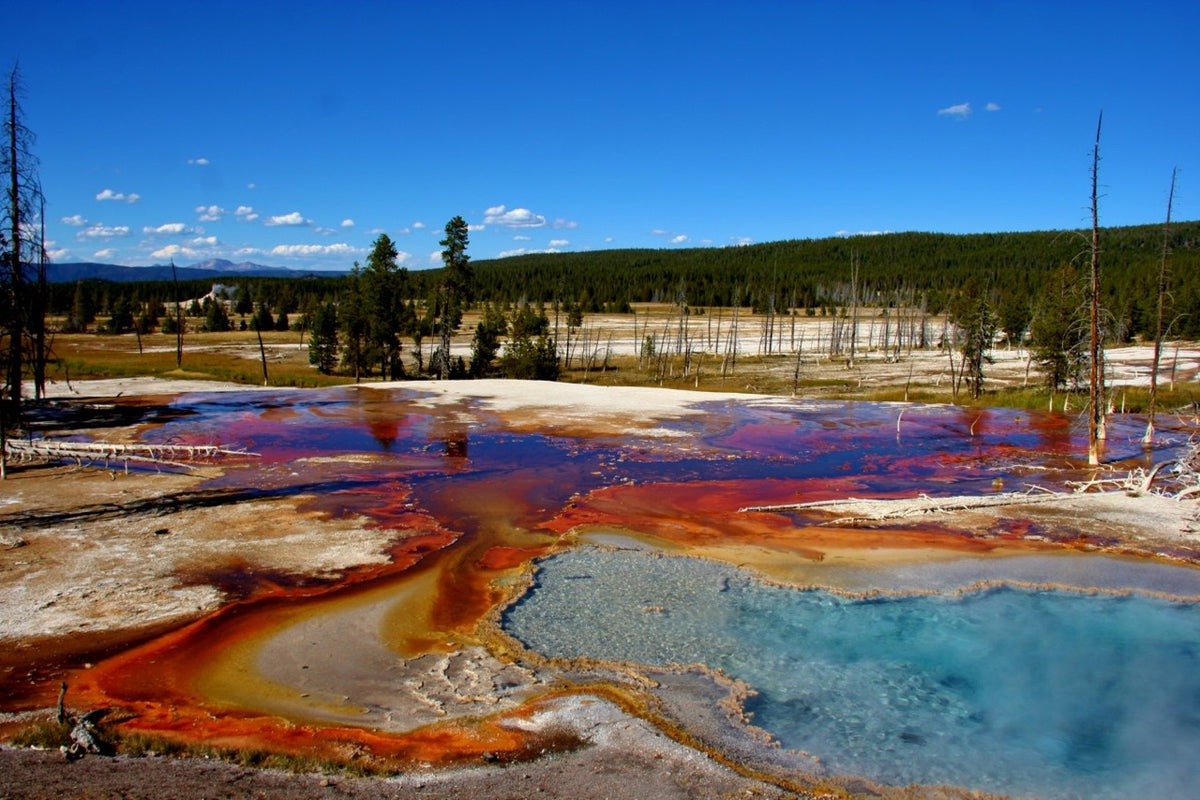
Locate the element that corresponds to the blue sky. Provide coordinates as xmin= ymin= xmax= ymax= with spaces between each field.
xmin=3 ymin=0 xmax=1196 ymax=271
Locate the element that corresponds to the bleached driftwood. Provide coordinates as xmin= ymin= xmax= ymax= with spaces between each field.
xmin=743 ymin=447 xmax=1200 ymax=525
xmin=3 ymin=438 xmax=257 ymax=472
xmin=740 ymin=490 xmax=1072 ymax=524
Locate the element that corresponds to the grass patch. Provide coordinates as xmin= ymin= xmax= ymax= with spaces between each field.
xmin=114 ymin=731 xmax=386 ymax=777
xmin=9 ymin=720 xmax=73 ymax=750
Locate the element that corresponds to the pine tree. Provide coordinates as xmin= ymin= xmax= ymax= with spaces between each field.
xmin=308 ymin=301 xmax=339 ymax=374
xmin=435 ymin=217 xmax=473 ymax=379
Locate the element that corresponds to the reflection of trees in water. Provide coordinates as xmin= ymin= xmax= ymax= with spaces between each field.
xmin=367 ymin=416 xmax=400 ymax=451
xmin=435 ymin=418 xmax=468 ymax=458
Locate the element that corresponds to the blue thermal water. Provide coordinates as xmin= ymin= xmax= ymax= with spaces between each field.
xmin=503 ymin=549 xmax=1200 ymax=799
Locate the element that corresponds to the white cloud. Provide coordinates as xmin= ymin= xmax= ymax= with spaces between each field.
xmin=78 ymin=223 xmax=131 ymax=239
xmin=264 ymin=211 xmax=312 ymax=227
xmin=649 ymin=229 xmax=670 ymax=236
xmin=513 ymin=235 xmax=532 ymax=241
xmin=412 ymin=221 xmax=427 ymax=230
xmin=142 ymin=222 xmax=194 ymax=235
xmin=549 ymin=239 xmax=569 ymax=247
xmin=341 ymin=218 xmax=355 ymax=228
xmin=196 ymin=204 xmax=226 ymax=222
xmin=467 ymin=224 xmax=486 ymax=232
xmin=315 ymin=226 xmax=337 ymax=236
xmin=46 ymin=247 xmax=71 ymax=261
xmin=247 ymin=183 xmax=257 ymax=190
xmin=604 ymin=236 xmax=614 ymax=243
xmin=61 ymin=214 xmax=88 ymax=226
xmin=730 ymin=236 xmax=753 ymax=246
xmin=96 ymin=188 xmax=140 ymax=203
xmin=497 ymin=246 xmax=563 ymax=258
xmin=234 ymin=247 xmax=265 ymax=258
xmin=986 ymin=102 xmax=1001 ymax=112
xmin=152 ymin=243 xmax=201 ymax=260
xmin=670 ymin=235 xmax=689 ymax=244
xmin=93 ymin=248 xmax=118 ymax=259
xmin=234 ymin=205 xmax=259 ymax=222
xmin=186 ymin=157 xmax=210 ymax=165
xmin=269 ymin=243 xmax=357 ymax=257
xmin=937 ymin=102 xmax=972 ymax=118
xmin=483 ymin=204 xmax=547 ymax=228
xmin=552 ymin=218 xmax=579 ymax=230
xmin=191 ymin=236 xmax=219 ymax=246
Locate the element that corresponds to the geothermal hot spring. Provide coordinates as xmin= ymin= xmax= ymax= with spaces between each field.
xmin=12 ymin=384 xmax=1200 ymax=799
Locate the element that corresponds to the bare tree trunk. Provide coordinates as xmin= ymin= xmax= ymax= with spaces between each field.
xmin=792 ymin=332 xmax=803 ymax=396
xmin=1144 ymin=166 xmax=1178 ymax=447
xmin=172 ymin=260 xmax=183 ymax=367
xmin=1088 ymin=111 xmax=1104 ymax=466
xmin=848 ymin=253 xmax=859 ymax=369
xmin=32 ymin=198 xmax=48 ymax=400
xmin=255 ymin=324 xmax=269 ymax=385
xmin=5 ymin=70 xmax=24 ymax=407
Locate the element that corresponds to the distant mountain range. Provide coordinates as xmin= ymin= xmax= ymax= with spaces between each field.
xmin=43 ymin=259 xmax=338 ymax=283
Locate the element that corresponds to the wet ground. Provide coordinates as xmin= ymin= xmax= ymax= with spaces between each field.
xmin=3 ymin=381 xmax=1200 ymax=798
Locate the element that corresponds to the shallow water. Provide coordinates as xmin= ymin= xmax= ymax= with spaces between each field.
xmin=30 ymin=386 xmax=1200 ymax=788
xmin=504 ymin=548 xmax=1200 ymax=799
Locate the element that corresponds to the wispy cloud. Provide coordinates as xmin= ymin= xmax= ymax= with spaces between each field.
xmin=269 ymin=243 xmax=357 ymax=257
xmin=549 ymin=239 xmax=569 ymax=247
xmin=835 ymin=229 xmax=894 ymax=237
xmin=142 ymin=222 xmax=195 ymax=235
xmin=186 ymin=157 xmax=210 ymax=165
xmin=191 ymin=235 xmax=219 ymax=246
xmin=96 ymin=188 xmax=140 ymax=203
xmin=986 ymin=102 xmax=1002 ymax=112
xmin=60 ymin=214 xmax=88 ymax=226
xmin=730 ymin=236 xmax=753 ymax=246
xmin=484 ymin=204 xmax=547 ymax=228
xmin=937 ymin=102 xmax=972 ymax=119
xmin=93 ymin=248 xmax=118 ymax=260
xmin=78 ymin=223 xmax=131 ymax=239
xmin=235 ymin=205 xmax=259 ymax=222
xmin=513 ymin=235 xmax=532 ymax=242
xmin=196 ymin=204 xmax=226 ymax=222
xmin=264 ymin=211 xmax=312 ymax=227
xmin=552 ymin=218 xmax=579 ymax=230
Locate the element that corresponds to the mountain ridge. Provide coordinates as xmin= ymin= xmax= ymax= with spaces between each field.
xmin=43 ymin=259 xmax=337 ymax=283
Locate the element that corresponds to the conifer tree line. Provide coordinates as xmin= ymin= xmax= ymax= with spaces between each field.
xmin=48 ymin=218 xmax=1198 ymax=387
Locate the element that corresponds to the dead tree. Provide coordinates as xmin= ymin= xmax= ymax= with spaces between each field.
xmin=1144 ymin=166 xmax=1178 ymax=447
xmin=3 ymin=63 xmax=43 ymax=409
xmin=1087 ymin=111 xmax=1105 ymax=466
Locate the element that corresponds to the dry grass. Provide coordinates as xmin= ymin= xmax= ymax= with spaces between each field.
xmin=37 ymin=310 xmax=1200 ymax=412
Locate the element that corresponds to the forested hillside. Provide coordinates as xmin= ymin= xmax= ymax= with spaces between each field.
xmin=47 ymin=220 xmax=1200 ymax=342
xmin=464 ymin=222 xmax=1200 ymax=337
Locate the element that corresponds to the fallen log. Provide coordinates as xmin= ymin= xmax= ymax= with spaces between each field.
xmin=3 ymin=438 xmax=257 ymax=472
xmin=739 ymin=490 xmax=1074 ymax=523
